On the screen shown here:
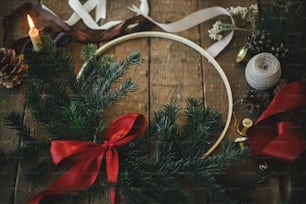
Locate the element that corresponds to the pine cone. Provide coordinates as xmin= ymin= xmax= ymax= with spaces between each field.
xmin=0 ymin=48 xmax=29 ymax=88
xmin=270 ymin=42 xmax=290 ymax=60
xmin=246 ymin=30 xmax=272 ymax=54
xmin=273 ymin=79 xmax=287 ymax=96
xmin=243 ymin=89 xmax=273 ymax=116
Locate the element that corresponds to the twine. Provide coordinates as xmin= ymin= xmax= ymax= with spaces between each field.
xmin=245 ymin=53 xmax=281 ymax=90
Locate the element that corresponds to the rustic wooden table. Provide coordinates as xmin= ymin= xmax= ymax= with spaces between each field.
xmin=0 ymin=0 xmax=305 ymax=203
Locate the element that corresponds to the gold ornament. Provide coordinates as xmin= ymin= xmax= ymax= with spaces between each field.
xmin=236 ymin=46 xmax=249 ymax=63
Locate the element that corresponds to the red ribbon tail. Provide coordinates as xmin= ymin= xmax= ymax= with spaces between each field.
xmin=28 ymin=114 xmax=146 ymax=203
xmin=261 ymin=122 xmax=306 ymax=162
xmin=28 ymin=142 xmax=105 ymax=203
xmin=106 ymin=148 xmax=119 ymax=184
xmin=110 ymin=187 xmax=115 ymax=204
xmin=248 ymin=81 xmax=306 ymax=162
xmin=106 ymin=148 xmax=120 ymax=203
xmin=110 ymin=186 xmax=120 ymax=204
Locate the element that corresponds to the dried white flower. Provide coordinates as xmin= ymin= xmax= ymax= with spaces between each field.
xmin=227 ymin=4 xmax=258 ymax=20
xmin=227 ymin=6 xmax=248 ymax=19
xmin=208 ymin=21 xmax=224 ymax=41
xmin=248 ymin=4 xmax=259 ymax=16
xmin=208 ymin=4 xmax=258 ymax=41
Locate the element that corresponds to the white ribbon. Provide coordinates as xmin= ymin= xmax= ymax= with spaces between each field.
xmin=129 ymin=5 xmax=235 ymax=58
xmin=95 ymin=0 xmax=106 ymax=21
xmin=42 ymin=1 xmax=234 ymax=58
xmin=42 ymin=0 xmax=149 ymax=30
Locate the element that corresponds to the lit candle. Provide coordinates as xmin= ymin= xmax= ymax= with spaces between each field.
xmin=27 ymin=14 xmax=42 ymax=51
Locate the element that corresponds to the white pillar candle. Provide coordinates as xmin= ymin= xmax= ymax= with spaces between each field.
xmin=27 ymin=14 xmax=42 ymax=51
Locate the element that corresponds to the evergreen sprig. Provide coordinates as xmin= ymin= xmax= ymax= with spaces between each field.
xmin=4 ymin=111 xmax=52 ymax=184
xmin=4 ymin=111 xmax=47 ymax=155
xmin=115 ymin=101 xmax=247 ymax=204
xmin=4 ymin=36 xmax=248 ymax=203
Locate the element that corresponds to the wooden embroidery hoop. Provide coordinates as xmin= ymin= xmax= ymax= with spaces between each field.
xmin=78 ymin=31 xmax=233 ymax=158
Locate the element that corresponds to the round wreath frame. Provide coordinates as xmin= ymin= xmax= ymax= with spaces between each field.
xmin=78 ymin=31 xmax=233 ymax=157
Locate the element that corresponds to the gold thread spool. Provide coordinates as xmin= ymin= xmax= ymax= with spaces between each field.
xmin=237 ymin=118 xmax=253 ymax=136
xmin=235 ymin=118 xmax=253 ymax=148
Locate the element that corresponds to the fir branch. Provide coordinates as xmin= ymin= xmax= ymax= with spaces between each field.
xmin=71 ymin=51 xmax=142 ymax=139
xmin=25 ymin=36 xmax=73 ymax=81
xmin=115 ymin=99 xmax=246 ymax=204
xmin=4 ymin=113 xmax=55 ymax=185
xmin=179 ymin=98 xmax=224 ymax=157
xmin=4 ymin=111 xmax=35 ymax=146
xmin=63 ymin=101 xmax=88 ymax=139
xmin=25 ymin=80 xmax=70 ymax=124
xmin=125 ymin=51 xmax=143 ymax=65
xmin=45 ymin=80 xmax=71 ymax=108
xmin=25 ymin=36 xmax=74 ymax=126
xmin=152 ymin=102 xmax=179 ymax=141
xmin=38 ymin=35 xmax=74 ymax=74
xmin=6 ymin=35 xmax=248 ymax=203
xmin=152 ymin=103 xmax=179 ymax=161
xmin=81 ymin=43 xmax=97 ymax=61
xmin=4 ymin=112 xmax=49 ymax=164
xmin=39 ymin=35 xmax=57 ymax=59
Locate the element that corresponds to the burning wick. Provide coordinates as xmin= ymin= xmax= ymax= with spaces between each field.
xmin=27 ymin=14 xmax=42 ymax=51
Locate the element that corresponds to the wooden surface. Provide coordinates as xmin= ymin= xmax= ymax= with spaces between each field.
xmin=0 ymin=0 xmax=305 ymax=203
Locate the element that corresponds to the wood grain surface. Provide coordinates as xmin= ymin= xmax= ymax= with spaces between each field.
xmin=0 ymin=0 xmax=305 ymax=203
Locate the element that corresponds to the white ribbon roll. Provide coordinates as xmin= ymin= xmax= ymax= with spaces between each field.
xmin=245 ymin=53 xmax=281 ymax=90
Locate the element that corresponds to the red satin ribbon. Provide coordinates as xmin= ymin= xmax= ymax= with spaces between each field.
xmin=28 ymin=113 xmax=146 ymax=204
xmin=248 ymin=80 xmax=306 ymax=162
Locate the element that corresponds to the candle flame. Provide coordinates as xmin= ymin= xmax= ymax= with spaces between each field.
xmin=27 ymin=14 xmax=35 ymax=30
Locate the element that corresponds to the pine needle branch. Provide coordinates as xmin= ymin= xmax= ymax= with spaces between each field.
xmin=4 ymin=111 xmax=49 ymax=163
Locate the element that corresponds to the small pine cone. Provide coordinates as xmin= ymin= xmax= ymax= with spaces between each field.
xmin=0 ymin=48 xmax=29 ymax=88
xmin=273 ymin=79 xmax=287 ymax=96
xmin=243 ymin=89 xmax=273 ymax=116
xmin=270 ymin=42 xmax=290 ymax=60
xmin=246 ymin=30 xmax=273 ymax=54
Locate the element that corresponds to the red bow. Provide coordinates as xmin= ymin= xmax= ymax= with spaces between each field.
xmin=28 ymin=113 xmax=146 ymax=204
xmin=248 ymin=81 xmax=306 ymax=162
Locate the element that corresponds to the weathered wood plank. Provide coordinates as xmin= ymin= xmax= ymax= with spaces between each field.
xmin=97 ymin=0 xmax=150 ymax=123
xmin=90 ymin=0 xmax=149 ymax=203
xmin=149 ymin=0 xmax=202 ymax=125
xmin=11 ymin=0 xmax=87 ymax=203
xmin=2 ymin=0 xmax=304 ymax=203
xmin=0 ymin=87 xmax=25 ymax=204
xmin=0 ymin=1 xmax=38 ymax=203
xmin=199 ymin=0 xmax=255 ymax=131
